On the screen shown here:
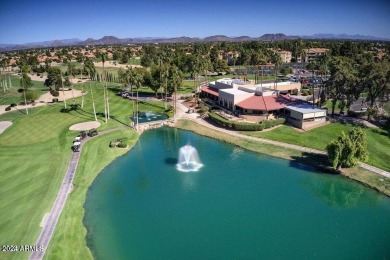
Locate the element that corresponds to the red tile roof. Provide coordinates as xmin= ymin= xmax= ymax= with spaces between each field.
xmin=236 ymin=95 xmax=293 ymax=111
xmin=201 ymin=86 xmax=219 ymax=96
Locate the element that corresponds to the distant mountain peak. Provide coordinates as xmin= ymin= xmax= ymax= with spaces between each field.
xmin=1 ymin=33 xmax=389 ymax=52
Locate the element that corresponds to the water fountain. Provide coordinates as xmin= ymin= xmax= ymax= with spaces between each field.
xmin=144 ymin=111 xmax=154 ymax=118
xmin=131 ymin=111 xmax=166 ymax=124
xmin=176 ymin=144 xmax=203 ymax=172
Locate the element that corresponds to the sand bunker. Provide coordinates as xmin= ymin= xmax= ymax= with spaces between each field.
xmin=0 ymin=121 xmax=12 ymax=134
xmin=93 ymin=61 xmax=142 ymax=69
xmin=69 ymin=121 xmax=101 ymax=131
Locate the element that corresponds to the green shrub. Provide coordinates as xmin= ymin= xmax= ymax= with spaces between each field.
xmin=117 ymin=137 xmax=129 ymax=148
xmin=262 ymin=118 xmax=286 ymax=129
xmin=233 ymin=122 xmax=264 ymax=131
xmin=208 ymin=112 xmax=233 ymax=128
xmin=50 ymin=89 xmax=60 ymax=97
xmin=200 ymin=105 xmax=209 ymax=114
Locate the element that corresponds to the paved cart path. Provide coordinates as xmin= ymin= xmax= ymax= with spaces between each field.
xmin=29 ymin=128 xmax=120 ymax=260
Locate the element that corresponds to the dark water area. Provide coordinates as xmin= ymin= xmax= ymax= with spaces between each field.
xmin=131 ymin=111 xmax=167 ymax=124
xmin=85 ymin=127 xmax=390 ymax=259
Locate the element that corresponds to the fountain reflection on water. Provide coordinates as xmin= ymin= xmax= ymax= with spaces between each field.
xmin=176 ymin=144 xmax=203 ymax=172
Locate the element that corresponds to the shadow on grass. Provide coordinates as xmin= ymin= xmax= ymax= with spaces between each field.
xmin=110 ymin=115 xmax=130 ymax=127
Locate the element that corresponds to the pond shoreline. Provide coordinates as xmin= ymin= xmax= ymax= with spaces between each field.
xmin=46 ymin=122 xmax=389 ymax=259
xmin=174 ymin=119 xmax=390 ymax=197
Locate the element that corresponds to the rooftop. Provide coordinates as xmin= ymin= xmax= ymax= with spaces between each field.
xmin=285 ymin=102 xmax=326 ymax=114
xmin=219 ymin=88 xmax=250 ymax=95
xmin=236 ymin=95 xmax=293 ymax=111
xmin=201 ymin=86 xmax=219 ymax=96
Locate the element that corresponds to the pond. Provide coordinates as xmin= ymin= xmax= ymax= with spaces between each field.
xmin=84 ymin=127 xmax=390 ymax=259
xmin=130 ymin=111 xmax=168 ymax=124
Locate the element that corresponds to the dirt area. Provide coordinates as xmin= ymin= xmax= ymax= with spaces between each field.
xmin=0 ymin=121 xmax=12 ymax=134
xmin=0 ymin=89 xmax=85 ymax=115
xmin=93 ymin=61 xmax=142 ymax=69
xmin=69 ymin=121 xmax=101 ymax=131
xmin=14 ymin=73 xmax=90 ymax=84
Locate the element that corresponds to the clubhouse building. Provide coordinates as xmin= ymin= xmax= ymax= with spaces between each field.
xmin=201 ymin=78 xmax=327 ymax=130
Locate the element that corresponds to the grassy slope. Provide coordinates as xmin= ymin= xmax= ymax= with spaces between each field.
xmin=175 ymin=119 xmax=390 ymax=196
xmin=0 ymin=80 xmax=166 ymax=260
xmin=44 ymin=129 xmax=138 ymax=260
xmin=241 ymin=123 xmax=390 ymax=172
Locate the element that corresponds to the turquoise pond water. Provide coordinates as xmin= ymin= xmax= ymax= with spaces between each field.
xmin=131 ymin=112 xmax=168 ymax=124
xmin=84 ymin=127 xmax=390 ymax=259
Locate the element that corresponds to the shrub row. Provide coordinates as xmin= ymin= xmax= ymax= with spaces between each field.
xmin=208 ymin=112 xmax=233 ymax=128
xmin=208 ymin=112 xmax=285 ymax=131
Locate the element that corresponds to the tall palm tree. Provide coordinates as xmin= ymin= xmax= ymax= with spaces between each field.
xmin=83 ymin=63 xmax=97 ymax=121
xmin=20 ymin=76 xmax=28 ymax=115
xmin=80 ymin=70 xmax=84 ymax=108
xmin=169 ymin=66 xmax=182 ymax=120
xmin=60 ymin=72 xmax=67 ymax=109
xmin=192 ymin=55 xmax=202 ymax=105
xmin=67 ymin=62 xmax=76 ymax=105
xmin=161 ymin=63 xmax=170 ymax=109
xmin=132 ymin=71 xmax=143 ymax=130
xmin=101 ymin=52 xmax=108 ymax=122
xmin=86 ymin=68 xmax=97 ymax=121
xmin=271 ymin=52 xmax=282 ymax=90
xmin=127 ymin=67 xmax=136 ymax=118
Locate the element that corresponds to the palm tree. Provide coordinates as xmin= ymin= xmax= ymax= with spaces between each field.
xmin=67 ymin=62 xmax=76 ymax=105
xmin=169 ymin=66 xmax=182 ymax=120
xmin=101 ymin=52 xmax=108 ymax=122
xmin=84 ymin=60 xmax=97 ymax=120
xmin=79 ymin=70 xmax=84 ymax=108
xmin=132 ymin=71 xmax=143 ymax=130
xmin=60 ymin=72 xmax=67 ymax=109
xmin=191 ymin=55 xmax=202 ymax=105
xmin=126 ymin=67 xmax=136 ymax=118
xmin=271 ymin=52 xmax=282 ymax=90
xmin=20 ymin=76 xmax=28 ymax=115
xmin=161 ymin=63 xmax=170 ymax=109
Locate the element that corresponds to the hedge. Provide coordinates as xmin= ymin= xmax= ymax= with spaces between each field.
xmin=209 ymin=112 xmax=286 ymax=131
xmin=208 ymin=112 xmax=233 ymax=128
xmin=233 ymin=122 xmax=264 ymax=131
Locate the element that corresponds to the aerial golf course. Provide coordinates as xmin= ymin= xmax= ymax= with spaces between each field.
xmin=0 ymin=78 xmax=389 ymax=259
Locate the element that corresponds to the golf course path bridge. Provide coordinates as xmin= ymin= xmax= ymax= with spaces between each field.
xmin=29 ymin=128 xmax=120 ymax=260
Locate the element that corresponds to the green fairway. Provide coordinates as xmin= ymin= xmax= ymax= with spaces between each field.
xmin=0 ymin=109 xmax=84 ymax=260
xmin=0 ymin=79 xmax=166 ymax=260
xmin=241 ymin=123 xmax=390 ymax=172
xmin=45 ymin=129 xmax=138 ymax=260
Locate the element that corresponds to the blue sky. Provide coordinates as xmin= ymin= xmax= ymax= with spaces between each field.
xmin=0 ymin=0 xmax=389 ymax=44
